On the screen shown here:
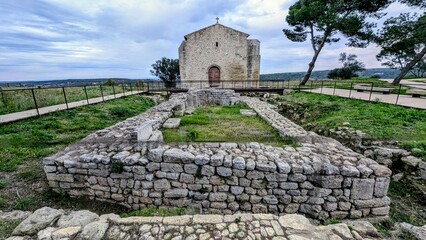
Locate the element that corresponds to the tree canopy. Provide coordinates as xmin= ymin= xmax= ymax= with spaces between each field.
xmin=150 ymin=57 xmax=180 ymax=88
xmin=283 ymin=0 xmax=391 ymax=85
xmin=327 ymin=53 xmax=365 ymax=79
xmin=375 ymin=1 xmax=426 ymax=83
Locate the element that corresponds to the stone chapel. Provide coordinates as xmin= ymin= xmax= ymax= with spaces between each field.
xmin=178 ymin=21 xmax=260 ymax=87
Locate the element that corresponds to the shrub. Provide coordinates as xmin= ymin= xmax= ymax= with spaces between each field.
xmin=186 ymin=130 xmax=199 ymax=141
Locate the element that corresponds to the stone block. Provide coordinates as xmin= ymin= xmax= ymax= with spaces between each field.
xmin=232 ymin=157 xmax=246 ymax=170
xmin=351 ymin=179 xmax=375 ymax=200
xmin=164 ymin=189 xmax=188 ymax=198
xmin=201 ymin=165 xmax=215 ymax=176
xmin=217 ymin=167 xmax=232 ymax=177
xmin=209 ymin=192 xmax=227 ymax=202
xmin=153 ymin=179 xmax=171 ymax=191
xmin=374 ymin=177 xmax=390 ymax=198
xmin=371 ymin=206 xmax=390 ymax=216
xmin=195 ymin=154 xmax=210 ymax=165
xmin=162 ymin=118 xmax=181 ymax=128
xmin=369 ymin=164 xmax=392 ymax=177
xmin=163 ymin=148 xmax=195 ymax=163
xmin=161 ymin=163 xmax=183 ymax=172
xmin=310 ymin=175 xmax=343 ymax=189
xmin=134 ymin=120 xmax=156 ymax=141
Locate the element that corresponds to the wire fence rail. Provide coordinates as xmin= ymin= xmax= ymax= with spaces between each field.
xmin=0 ymin=79 xmax=425 ymax=120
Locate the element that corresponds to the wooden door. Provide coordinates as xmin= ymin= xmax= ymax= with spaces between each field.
xmin=208 ymin=67 xmax=220 ymax=87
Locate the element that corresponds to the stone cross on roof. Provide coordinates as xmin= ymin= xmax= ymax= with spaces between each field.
xmin=216 ymin=17 xmax=219 ymax=24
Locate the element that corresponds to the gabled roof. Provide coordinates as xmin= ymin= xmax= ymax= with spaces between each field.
xmin=184 ymin=23 xmax=250 ymax=40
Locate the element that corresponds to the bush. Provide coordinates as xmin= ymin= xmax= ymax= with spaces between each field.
xmin=186 ymin=130 xmax=199 ymax=141
xmin=103 ymin=79 xmax=116 ymax=86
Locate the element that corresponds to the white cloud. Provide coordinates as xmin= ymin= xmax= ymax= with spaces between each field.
xmin=0 ymin=0 xmax=419 ymax=81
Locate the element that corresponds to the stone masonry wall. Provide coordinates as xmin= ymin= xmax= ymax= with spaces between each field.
xmin=43 ymin=89 xmax=391 ymax=220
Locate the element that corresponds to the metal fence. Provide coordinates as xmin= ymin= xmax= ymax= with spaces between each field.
xmin=1 ymin=79 xmax=425 ymax=117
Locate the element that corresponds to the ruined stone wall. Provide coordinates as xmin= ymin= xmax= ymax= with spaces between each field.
xmin=179 ymin=24 xmax=260 ymax=86
xmin=43 ymin=89 xmax=391 ymax=220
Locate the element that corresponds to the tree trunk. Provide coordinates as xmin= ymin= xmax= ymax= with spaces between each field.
xmin=300 ymin=34 xmax=328 ymax=86
xmin=392 ymin=46 xmax=426 ymax=84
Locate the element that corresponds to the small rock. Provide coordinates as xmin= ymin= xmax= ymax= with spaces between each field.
xmin=392 ymin=172 xmax=404 ymax=182
xmin=12 ymin=207 xmax=64 ymax=236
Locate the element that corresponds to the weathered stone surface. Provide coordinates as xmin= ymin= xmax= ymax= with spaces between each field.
xmin=163 ymin=148 xmax=195 ymax=163
xmin=213 ymin=167 xmax=230 ymax=177
xmin=164 ymin=189 xmax=189 ymax=198
xmin=12 ymin=207 xmax=390 ymax=240
xmin=396 ymin=222 xmax=426 ymax=240
xmin=163 ymin=118 xmax=181 ymax=128
xmin=154 ymin=179 xmax=171 ymax=191
xmin=351 ymin=179 xmax=375 ymax=200
xmin=51 ymin=226 xmax=81 ymax=239
xmin=12 ymin=207 xmax=64 ymax=236
xmin=57 ymin=210 xmax=99 ymax=228
xmin=0 ymin=211 xmax=31 ymax=222
xmin=279 ymin=214 xmax=313 ymax=231
xmin=80 ymin=220 xmax=109 ymax=240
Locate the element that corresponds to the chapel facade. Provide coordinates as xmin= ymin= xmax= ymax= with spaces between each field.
xmin=178 ymin=22 xmax=260 ymax=88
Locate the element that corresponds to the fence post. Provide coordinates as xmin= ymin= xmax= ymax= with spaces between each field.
xmin=62 ymin=87 xmax=69 ymax=109
xmin=31 ymin=89 xmax=40 ymax=117
xmin=0 ymin=87 xmax=5 ymax=105
xmin=122 ymin=83 xmax=126 ymax=96
xmin=147 ymin=82 xmax=150 ymax=92
xmin=395 ymin=84 xmax=402 ymax=105
xmin=349 ymin=82 xmax=353 ymax=98
xmin=368 ymin=82 xmax=374 ymax=101
xmin=112 ymin=85 xmax=116 ymax=98
xmin=333 ymin=81 xmax=337 ymax=95
xmin=320 ymin=80 xmax=324 ymax=93
xmin=130 ymin=83 xmax=133 ymax=94
xmin=310 ymin=81 xmax=313 ymax=92
xmin=83 ymin=86 xmax=89 ymax=104
xmin=100 ymin=85 xmax=105 ymax=101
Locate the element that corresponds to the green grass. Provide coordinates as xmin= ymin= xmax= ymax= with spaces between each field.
xmin=374 ymin=177 xmax=426 ymax=236
xmin=0 ymin=85 xmax=136 ymax=115
xmin=0 ymin=220 xmax=20 ymax=239
xmin=120 ymin=207 xmax=188 ymax=218
xmin=277 ymin=92 xmax=426 ymax=158
xmin=0 ymin=180 xmax=6 ymax=190
xmin=303 ymin=77 xmax=412 ymax=95
xmin=162 ymin=103 xmax=296 ymax=147
xmin=0 ymin=95 xmax=155 ymax=172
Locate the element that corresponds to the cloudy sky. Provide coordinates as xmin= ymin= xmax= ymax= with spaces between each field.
xmin=0 ymin=0 xmax=419 ymax=81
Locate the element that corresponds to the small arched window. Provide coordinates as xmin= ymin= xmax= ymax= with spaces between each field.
xmin=215 ymin=42 xmax=218 ymax=47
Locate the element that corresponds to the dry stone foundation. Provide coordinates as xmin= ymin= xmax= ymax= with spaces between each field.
xmin=43 ymin=89 xmax=391 ymax=220
xmin=7 ymin=207 xmax=386 ymax=240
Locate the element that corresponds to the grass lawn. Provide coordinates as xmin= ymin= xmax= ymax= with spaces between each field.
xmin=276 ymin=92 xmax=426 ymax=231
xmin=278 ymin=92 xmax=426 ymax=160
xmin=162 ymin=103 xmax=296 ymax=147
xmin=0 ymin=95 xmax=155 ymax=218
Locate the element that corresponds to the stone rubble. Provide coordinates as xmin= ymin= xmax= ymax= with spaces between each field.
xmin=43 ymin=89 xmax=391 ymax=220
xmin=7 ymin=207 xmax=386 ymax=240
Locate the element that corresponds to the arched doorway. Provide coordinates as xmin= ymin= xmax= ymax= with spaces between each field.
xmin=208 ymin=66 xmax=220 ymax=87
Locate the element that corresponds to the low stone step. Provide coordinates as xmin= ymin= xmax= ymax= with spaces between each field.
xmin=162 ymin=118 xmax=181 ymax=128
xmin=240 ymin=109 xmax=257 ymax=116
